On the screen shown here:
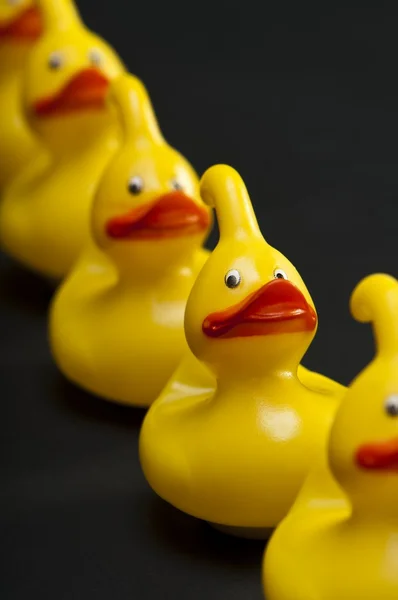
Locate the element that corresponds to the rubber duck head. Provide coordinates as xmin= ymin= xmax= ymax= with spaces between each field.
xmin=184 ymin=165 xmax=317 ymax=379
xmin=23 ymin=0 xmax=123 ymax=141
xmin=91 ymin=73 xmax=212 ymax=277
xmin=0 ymin=0 xmax=42 ymax=45
xmin=328 ymin=274 xmax=398 ymax=518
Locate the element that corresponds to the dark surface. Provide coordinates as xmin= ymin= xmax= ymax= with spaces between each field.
xmin=1 ymin=1 xmax=398 ymax=598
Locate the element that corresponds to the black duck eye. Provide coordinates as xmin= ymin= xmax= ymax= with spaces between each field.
xmin=225 ymin=269 xmax=241 ymax=289
xmin=127 ymin=176 xmax=144 ymax=195
xmin=171 ymin=180 xmax=183 ymax=192
xmin=48 ymin=52 xmax=63 ymax=70
xmin=385 ymin=395 xmax=398 ymax=417
xmin=89 ymin=49 xmax=102 ymax=67
xmin=274 ymin=268 xmax=288 ymax=280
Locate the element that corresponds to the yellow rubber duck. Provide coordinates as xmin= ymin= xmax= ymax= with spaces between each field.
xmin=139 ymin=164 xmax=345 ymax=537
xmin=0 ymin=0 xmax=124 ymax=278
xmin=264 ymin=273 xmax=398 ymax=600
xmin=0 ymin=0 xmax=42 ymax=190
xmin=49 ymin=73 xmax=212 ymax=406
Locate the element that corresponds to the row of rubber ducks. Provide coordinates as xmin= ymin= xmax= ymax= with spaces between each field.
xmin=1 ymin=1 xmax=397 ymax=598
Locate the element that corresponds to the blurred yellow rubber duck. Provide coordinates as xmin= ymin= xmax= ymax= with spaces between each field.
xmin=0 ymin=0 xmax=124 ymax=278
xmin=264 ymin=273 xmax=398 ymax=600
xmin=0 ymin=0 xmax=42 ymax=190
xmin=139 ymin=164 xmax=344 ymax=537
xmin=49 ymin=73 xmax=212 ymax=406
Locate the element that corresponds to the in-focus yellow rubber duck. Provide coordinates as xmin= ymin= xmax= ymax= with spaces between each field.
xmin=264 ymin=273 xmax=398 ymax=600
xmin=0 ymin=0 xmax=42 ymax=190
xmin=0 ymin=0 xmax=124 ymax=278
xmin=49 ymin=73 xmax=212 ymax=406
xmin=139 ymin=164 xmax=345 ymax=537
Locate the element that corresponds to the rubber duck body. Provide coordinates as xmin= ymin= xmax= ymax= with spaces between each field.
xmin=49 ymin=74 xmax=212 ymax=406
xmin=139 ymin=165 xmax=344 ymax=537
xmin=0 ymin=0 xmax=124 ymax=278
xmin=156 ymin=339 xmax=345 ymax=411
xmin=0 ymin=0 xmax=42 ymax=190
xmin=264 ymin=273 xmax=398 ymax=600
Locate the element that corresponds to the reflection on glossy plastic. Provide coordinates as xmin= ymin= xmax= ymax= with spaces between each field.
xmin=0 ymin=0 xmax=124 ymax=278
xmin=0 ymin=0 xmax=42 ymax=190
xmin=49 ymin=73 xmax=212 ymax=406
xmin=139 ymin=164 xmax=345 ymax=536
xmin=264 ymin=273 xmax=398 ymax=600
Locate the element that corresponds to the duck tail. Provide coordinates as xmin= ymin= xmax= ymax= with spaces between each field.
xmin=350 ymin=273 xmax=398 ymax=357
xmin=200 ymin=164 xmax=262 ymax=242
xmin=38 ymin=0 xmax=82 ymax=31
xmin=109 ymin=73 xmax=164 ymax=145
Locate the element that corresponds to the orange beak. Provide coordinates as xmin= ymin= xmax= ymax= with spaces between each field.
xmin=106 ymin=191 xmax=211 ymax=240
xmin=33 ymin=68 xmax=110 ymax=117
xmin=0 ymin=5 xmax=42 ymax=40
xmin=356 ymin=438 xmax=398 ymax=472
xmin=203 ymin=279 xmax=317 ymax=338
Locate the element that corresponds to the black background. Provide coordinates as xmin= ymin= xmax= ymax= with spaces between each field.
xmin=1 ymin=1 xmax=397 ymax=598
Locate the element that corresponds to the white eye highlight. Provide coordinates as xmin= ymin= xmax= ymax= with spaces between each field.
xmin=274 ymin=268 xmax=288 ymax=280
xmin=89 ymin=48 xmax=102 ymax=67
xmin=171 ymin=180 xmax=183 ymax=191
xmin=225 ymin=269 xmax=241 ymax=289
xmin=127 ymin=176 xmax=144 ymax=195
xmin=48 ymin=51 xmax=63 ymax=70
xmin=385 ymin=395 xmax=398 ymax=417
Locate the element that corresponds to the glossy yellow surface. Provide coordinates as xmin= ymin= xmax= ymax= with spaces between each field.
xmin=139 ymin=164 xmax=345 ymax=531
xmin=0 ymin=0 xmax=42 ymax=190
xmin=264 ymin=273 xmax=398 ymax=600
xmin=49 ymin=73 xmax=212 ymax=406
xmin=156 ymin=347 xmax=346 ymax=408
xmin=0 ymin=0 xmax=124 ymax=278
